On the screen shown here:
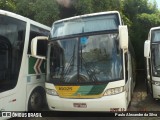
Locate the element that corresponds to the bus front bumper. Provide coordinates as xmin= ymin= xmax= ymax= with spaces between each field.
xmin=46 ymin=92 xmax=127 ymax=111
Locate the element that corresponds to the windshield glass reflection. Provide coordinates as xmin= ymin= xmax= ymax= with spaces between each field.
xmin=47 ymin=33 xmax=123 ymax=84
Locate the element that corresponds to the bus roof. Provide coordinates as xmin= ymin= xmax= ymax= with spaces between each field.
xmin=147 ymin=26 xmax=160 ymax=40
xmin=150 ymin=26 xmax=160 ymax=31
xmin=54 ymin=11 xmax=121 ymax=25
xmin=0 ymin=10 xmax=50 ymax=30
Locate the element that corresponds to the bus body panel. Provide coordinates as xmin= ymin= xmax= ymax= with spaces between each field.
xmin=46 ymin=79 xmax=128 ymax=111
xmin=46 ymin=80 xmax=125 ymax=92
xmin=152 ymin=84 xmax=160 ymax=99
xmin=47 ymin=92 xmax=127 ymax=111
xmin=152 ymin=77 xmax=160 ymax=99
xmin=0 ymin=15 xmax=28 ymax=111
xmin=0 ymin=78 xmax=27 ymax=111
xmin=145 ymin=27 xmax=160 ymax=99
xmin=0 ymin=10 xmax=50 ymax=112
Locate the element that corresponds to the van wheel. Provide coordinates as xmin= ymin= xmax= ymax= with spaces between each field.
xmin=28 ymin=89 xmax=43 ymax=111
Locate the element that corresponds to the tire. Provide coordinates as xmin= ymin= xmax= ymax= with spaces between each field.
xmin=28 ymin=89 xmax=43 ymax=111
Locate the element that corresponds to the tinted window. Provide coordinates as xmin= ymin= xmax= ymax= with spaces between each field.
xmin=47 ymin=33 xmax=123 ymax=84
xmin=0 ymin=15 xmax=26 ymax=92
xmin=151 ymin=30 xmax=160 ymax=42
xmin=28 ymin=25 xmax=50 ymax=54
xmin=51 ymin=14 xmax=119 ymax=38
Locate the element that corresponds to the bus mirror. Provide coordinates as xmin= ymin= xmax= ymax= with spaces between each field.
xmin=31 ymin=36 xmax=48 ymax=59
xmin=119 ymin=25 xmax=128 ymax=50
xmin=144 ymin=40 xmax=150 ymax=58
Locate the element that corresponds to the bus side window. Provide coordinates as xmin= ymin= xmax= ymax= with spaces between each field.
xmin=0 ymin=36 xmax=11 ymax=80
xmin=0 ymin=35 xmax=12 ymax=91
xmin=28 ymin=25 xmax=50 ymax=55
xmin=0 ymin=18 xmax=26 ymax=92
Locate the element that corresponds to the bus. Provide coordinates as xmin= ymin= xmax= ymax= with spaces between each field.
xmin=31 ymin=11 xmax=136 ymax=111
xmin=0 ymin=10 xmax=50 ymax=113
xmin=144 ymin=27 xmax=160 ymax=100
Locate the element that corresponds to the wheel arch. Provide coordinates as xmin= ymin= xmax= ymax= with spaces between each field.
xmin=26 ymin=84 xmax=45 ymax=111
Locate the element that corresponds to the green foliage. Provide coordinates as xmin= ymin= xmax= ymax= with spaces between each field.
xmin=73 ymin=0 xmax=122 ymax=15
xmin=0 ymin=0 xmax=16 ymax=12
xmin=16 ymin=0 xmax=59 ymax=26
xmin=122 ymin=0 xmax=160 ymax=68
xmin=16 ymin=0 xmax=35 ymax=20
xmin=92 ymin=0 xmax=122 ymax=12
xmin=73 ymin=0 xmax=93 ymax=15
xmin=133 ymin=13 xmax=160 ymax=68
xmin=1 ymin=0 xmax=160 ymax=69
xmin=32 ymin=0 xmax=60 ymax=26
xmin=123 ymin=0 xmax=158 ymax=19
xmin=137 ymin=13 xmax=160 ymax=27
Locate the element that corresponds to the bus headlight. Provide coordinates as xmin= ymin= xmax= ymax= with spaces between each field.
xmin=152 ymin=81 xmax=160 ymax=86
xmin=46 ymin=88 xmax=58 ymax=96
xmin=103 ymin=86 xmax=124 ymax=96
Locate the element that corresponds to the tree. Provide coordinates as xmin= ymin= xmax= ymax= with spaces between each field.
xmin=93 ymin=0 xmax=122 ymax=12
xmin=16 ymin=0 xmax=59 ymax=26
xmin=73 ymin=0 xmax=93 ymax=15
xmin=135 ymin=13 xmax=160 ymax=65
xmin=1 ymin=0 xmax=160 ymax=69
xmin=0 ymin=0 xmax=16 ymax=12
xmin=73 ymin=0 xmax=122 ymax=15
xmin=33 ymin=0 xmax=60 ymax=26
xmin=123 ymin=0 xmax=160 ymax=68
xmin=16 ymin=0 xmax=35 ymax=20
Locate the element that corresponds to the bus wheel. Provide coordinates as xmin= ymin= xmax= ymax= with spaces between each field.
xmin=28 ymin=89 xmax=43 ymax=111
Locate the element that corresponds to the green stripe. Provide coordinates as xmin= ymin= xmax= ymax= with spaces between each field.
xmin=87 ymin=84 xmax=107 ymax=95
xmin=28 ymin=56 xmax=46 ymax=74
xmin=28 ymin=56 xmax=37 ymax=74
xmin=74 ymin=86 xmax=93 ymax=96
xmin=74 ymin=84 xmax=107 ymax=96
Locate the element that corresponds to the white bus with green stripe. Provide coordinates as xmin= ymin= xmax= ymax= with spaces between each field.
xmin=0 ymin=10 xmax=50 ymax=113
xmin=144 ymin=27 xmax=160 ymax=100
xmin=31 ymin=11 xmax=136 ymax=111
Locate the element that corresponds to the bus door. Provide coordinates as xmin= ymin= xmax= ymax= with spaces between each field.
xmin=144 ymin=39 xmax=152 ymax=94
xmin=128 ymin=52 xmax=133 ymax=103
xmin=125 ymin=52 xmax=132 ymax=105
xmin=146 ymin=58 xmax=152 ymax=94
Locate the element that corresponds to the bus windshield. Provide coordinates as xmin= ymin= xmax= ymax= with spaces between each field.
xmin=51 ymin=14 xmax=119 ymax=38
xmin=151 ymin=30 xmax=160 ymax=76
xmin=47 ymin=33 xmax=123 ymax=84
